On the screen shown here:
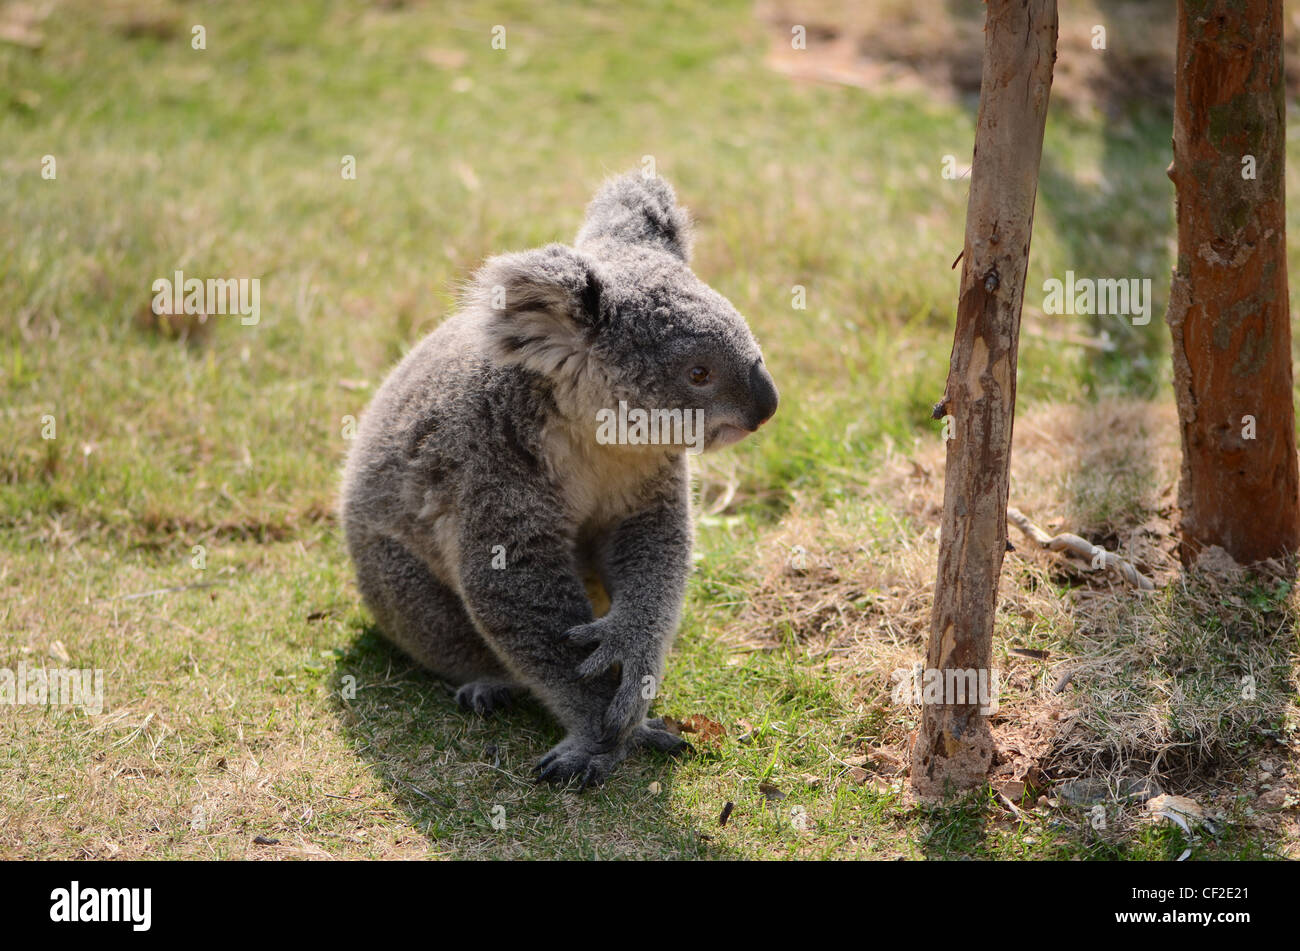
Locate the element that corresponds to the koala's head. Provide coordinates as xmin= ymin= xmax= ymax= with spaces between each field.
xmin=474 ymin=172 xmax=778 ymax=453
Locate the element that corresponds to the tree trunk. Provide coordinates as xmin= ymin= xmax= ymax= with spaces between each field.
xmin=910 ymin=0 xmax=1058 ymax=797
xmin=1166 ymin=0 xmax=1299 ymax=565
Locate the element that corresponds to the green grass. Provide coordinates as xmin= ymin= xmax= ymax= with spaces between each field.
xmin=1 ymin=0 xmax=1297 ymax=859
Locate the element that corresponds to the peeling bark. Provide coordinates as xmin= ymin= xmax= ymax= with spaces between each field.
xmin=1167 ymin=0 xmax=1299 ymax=564
xmin=910 ymin=0 xmax=1057 ymax=797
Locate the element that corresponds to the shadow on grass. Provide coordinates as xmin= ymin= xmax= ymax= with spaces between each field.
xmin=329 ymin=623 xmax=729 ymax=859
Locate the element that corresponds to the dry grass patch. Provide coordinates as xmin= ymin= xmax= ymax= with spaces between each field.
xmin=711 ymin=397 xmax=1298 ymax=845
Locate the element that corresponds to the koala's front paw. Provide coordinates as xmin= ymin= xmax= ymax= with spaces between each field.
xmin=533 ymin=736 xmax=627 ymax=789
xmin=563 ymin=620 xmax=657 ymax=744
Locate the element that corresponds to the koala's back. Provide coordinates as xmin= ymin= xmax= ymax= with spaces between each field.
xmin=340 ymin=311 xmax=552 ymax=577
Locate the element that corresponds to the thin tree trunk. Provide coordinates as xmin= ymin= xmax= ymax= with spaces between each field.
xmin=910 ymin=0 xmax=1057 ymax=797
xmin=1167 ymin=0 xmax=1299 ymax=565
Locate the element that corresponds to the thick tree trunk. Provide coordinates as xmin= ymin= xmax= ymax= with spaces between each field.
xmin=910 ymin=0 xmax=1057 ymax=797
xmin=1166 ymin=0 xmax=1299 ymax=565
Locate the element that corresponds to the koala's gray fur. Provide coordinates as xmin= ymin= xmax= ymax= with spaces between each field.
xmin=340 ymin=171 xmax=778 ymax=786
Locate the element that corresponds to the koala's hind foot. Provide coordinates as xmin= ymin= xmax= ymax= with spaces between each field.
xmin=534 ymin=736 xmax=628 ymax=789
xmin=534 ymin=719 xmax=690 ymax=789
xmin=455 ymin=679 xmax=519 ymax=716
xmin=634 ymin=718 xmax=692 ymax=756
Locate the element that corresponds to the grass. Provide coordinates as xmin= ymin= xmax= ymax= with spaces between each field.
xmin=1 ymin=0 xmax=1298 ymax=859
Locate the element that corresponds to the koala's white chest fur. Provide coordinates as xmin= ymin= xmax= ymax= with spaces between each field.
xmin=541 ymin=418 xmax=671 ymax=538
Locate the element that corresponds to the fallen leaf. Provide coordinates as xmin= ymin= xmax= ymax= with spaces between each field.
xmin=663 ymin=714 xmax=726 ymax=747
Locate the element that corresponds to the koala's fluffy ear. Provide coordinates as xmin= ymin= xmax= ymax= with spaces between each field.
xmin=474 ymin=243 xmax=605 ymax=377
xmin=576 ymin=172 xmax=692 ymax=262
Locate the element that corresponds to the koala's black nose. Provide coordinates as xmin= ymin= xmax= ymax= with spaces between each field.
xmin=747 ymin=359 xmax=779 ymax=429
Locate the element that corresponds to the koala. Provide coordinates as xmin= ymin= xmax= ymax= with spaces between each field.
xmin=340 ymin=171 xmax=778 ymax=786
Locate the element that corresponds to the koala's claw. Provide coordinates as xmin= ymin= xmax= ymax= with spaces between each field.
xmin=455 ymin=680 xmax=517 ymax=716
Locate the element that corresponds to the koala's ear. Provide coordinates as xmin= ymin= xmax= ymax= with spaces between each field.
xmin=473 ymin=243 xmax=605 ymax=376
xmin=575 ymin=172 xmax=692 ymax=262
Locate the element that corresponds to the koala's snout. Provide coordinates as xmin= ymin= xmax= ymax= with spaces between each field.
xmin=746 ymin=358 xmax=779 ymax=430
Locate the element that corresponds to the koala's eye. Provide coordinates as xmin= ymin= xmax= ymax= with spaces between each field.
xmin=688 ymin=366 xmax=712 ymax=386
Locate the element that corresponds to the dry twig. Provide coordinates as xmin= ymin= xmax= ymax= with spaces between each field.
xmin=1007 ymin=506 xmax=1154 ymax=590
